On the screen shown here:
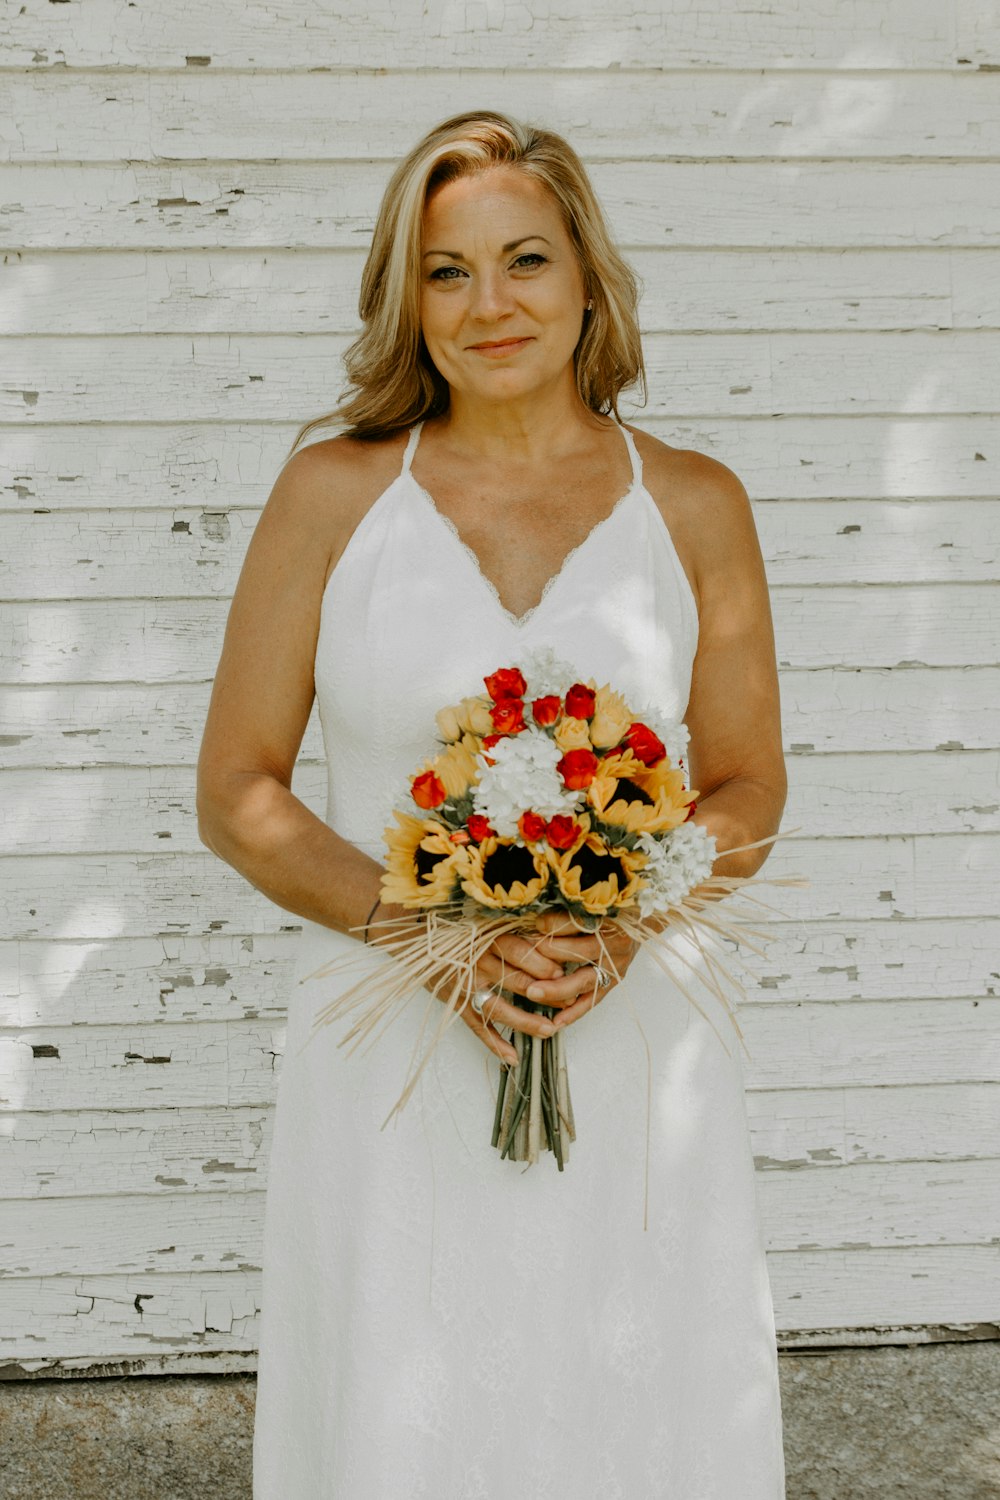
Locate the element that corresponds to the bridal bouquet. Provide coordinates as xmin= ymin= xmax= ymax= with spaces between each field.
xmin=301 ymin=648 xmax=802 ymax=1177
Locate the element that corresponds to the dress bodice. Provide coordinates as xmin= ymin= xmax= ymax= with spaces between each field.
xmin=313 ymin=419 xmax=699 ymax=859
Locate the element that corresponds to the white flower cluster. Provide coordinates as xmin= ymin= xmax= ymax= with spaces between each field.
xmin=517 ymin=645 xmax=581 ymax=700
xmin=471 ymin=729 xmax=579 ymax=838
xmin=635 ymin=822 xmax=717 ymax=917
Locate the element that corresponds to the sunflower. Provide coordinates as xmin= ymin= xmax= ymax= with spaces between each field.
xmin=461 ymin=835 xmax=552 ymax=910
xmin=381 ymin=810 xmax=469 ymax=907
xmin=587 ymin=749 xmax=696 ymax=836
xmin=549 ymin=828 xmax=647 ymax=915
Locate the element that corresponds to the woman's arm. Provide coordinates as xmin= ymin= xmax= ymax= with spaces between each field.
xmin=196 ymin=437 xmax=396 ymax=936
xmin=673 ymin=451 xmax=787 ymax=881
xmin=507 ymin=445 xmax=788 ymax=1022
xmin=195 ymin=436 xmax=562 ymax=1064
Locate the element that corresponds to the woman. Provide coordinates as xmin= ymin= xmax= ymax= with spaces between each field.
xmin=198 ymin=111 xmax=788 ymax=1498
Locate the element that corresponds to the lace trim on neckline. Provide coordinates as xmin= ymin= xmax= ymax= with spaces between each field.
xmin=407 ymin=473 xmax=642 ymax=629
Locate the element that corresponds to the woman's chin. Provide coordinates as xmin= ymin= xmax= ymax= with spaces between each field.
xmin=452 ymin=366 xmax=573 ymax=408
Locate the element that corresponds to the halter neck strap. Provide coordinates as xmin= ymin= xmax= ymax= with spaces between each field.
xmin=617 ymin=419 xmax=644 ymax=489
xmin=400 ymin=421 xmax=424 ymax=475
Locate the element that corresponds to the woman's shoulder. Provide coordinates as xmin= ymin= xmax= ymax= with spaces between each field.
xmin=273 ymin=428 xmax=411 ymax=539
xmin=280 ymin=428 xmax=411 ymax=500
xmin=623 ymin=423 xmax=760 ymax=607
xmin=261 ymin=429 xmax=415 ymax=590
xmin=624 ymin=423 xmax=750 ymax=513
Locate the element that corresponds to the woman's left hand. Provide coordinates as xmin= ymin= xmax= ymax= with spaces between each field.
xmin=518 ymin=910 xmax=638 ymax=1029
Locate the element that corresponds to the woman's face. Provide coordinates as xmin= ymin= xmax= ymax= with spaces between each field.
xmin=418 ymin=165 xmax=588 ymax=410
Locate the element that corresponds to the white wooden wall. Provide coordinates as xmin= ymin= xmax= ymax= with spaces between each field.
xmin=2 ymin=1 xmax=999 ymax=1375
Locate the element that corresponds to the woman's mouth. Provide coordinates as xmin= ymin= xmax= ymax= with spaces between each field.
xmin=468 ymin=337 xmax=533 ymax=359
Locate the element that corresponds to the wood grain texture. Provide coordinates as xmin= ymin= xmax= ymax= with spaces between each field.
xmin=2 ymin=0 xmax=997 ymax=70
xmin=4 ymin=249 xmax=998 ymax=335
xmin=3 ymin=331 xmax=997 ymax=422
xmin=3 ymin=917 xmax=996 ymax=1026
xmin=4 ymin=1083 xmax=999 ymax=1199
xmin=4 ymin=418 xmax=997 ymax=508
xmin=4 ymin=752 xmax=1000 ymax=853
xmin=2 ymin=1251 xmax=998 ymax=1369
xmin=3 ymin=161 xmax=1000 ymax=250
xmin=4 ymin=1158 xmax=999 ymax=1281
xmin=2 ymin=8 xmax=998 ymax=1359
xmin=3 ymin=500 xmax=998 ymax=600
xmin=3 ymin=589 xmax=995 ymax=682
xmin=0 ymin=837 xmax=996 ymax=931
xmin=6 ymin=71 xmax=1000 ymax=163
xmin=3 ymin=1000 xmax=998 ymax=1110
xmin=2 ymin=669 xmax=998 ymax=768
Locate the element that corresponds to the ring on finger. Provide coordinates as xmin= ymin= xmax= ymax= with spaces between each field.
xmin=590 ymin=963 xmax=614 ymax=991
xmin=470 ymin=985 xmax=498 ymax=1019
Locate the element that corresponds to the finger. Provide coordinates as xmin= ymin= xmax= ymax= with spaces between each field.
xmin=531 ymin=931 xmax=602 ymax=966
xmin=469 ymin=989 xmax=557 ymax=1038
xmin=475 ymin=956 xmax=549 ymax=1002
xmin=476 ymin=953 xmax=579 ymax=1009
xmin=491 ymin=931 xmax=564 ymax=981
xmin=469 ymin=1013 xmax=519 ymax=1065
xmin=523 ymin=962 xmax=616 ymax=1008
xmin=435 ymin=976 xmax=520 ymax=1064
xmin=551 ymin=986 xmax=607 ymax=1029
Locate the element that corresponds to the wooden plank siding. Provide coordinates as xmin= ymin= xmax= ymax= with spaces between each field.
xmin=1 ymin=3 xmax=998 ymax=1374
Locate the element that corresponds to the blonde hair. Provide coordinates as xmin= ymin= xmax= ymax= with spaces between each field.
xmin=286 ymin=111 xmax=645 ymax=455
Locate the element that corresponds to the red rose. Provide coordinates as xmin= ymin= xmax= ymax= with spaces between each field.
xmin=531 ymin=694 xmax=561 ymax=727
xmin=565 ymin=682 xmax=596 ymax=719
xmin=490 ymin=697 xmax=526 ymax=735
xmin=518 ymin=810 xmax=547 ymax=843
xmin=467 ymin=814 xmax=494 ymax=842
xmin=484 ymin=666 xmax=527 ymax=701
xmin=411 ymin=770 xmax=446 ymax=809
xmin=546 ymin=815 xmax=579 ymax=851
xmin=557 ymin=747 xmax=600 ymax=790
xmin=625 ymin=721 xmax=667 ymax=766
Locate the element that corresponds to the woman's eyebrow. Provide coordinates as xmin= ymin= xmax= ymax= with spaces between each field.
xmin=422 ymin=235 xmax=552 ymax=260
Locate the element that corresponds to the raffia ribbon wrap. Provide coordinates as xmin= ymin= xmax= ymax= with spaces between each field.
xmin=294 ymin=830 xmax=806 ymax=1225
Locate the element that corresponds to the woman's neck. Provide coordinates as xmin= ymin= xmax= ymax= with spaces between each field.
xmin=436 ymin=385 xmax=612 ymax=462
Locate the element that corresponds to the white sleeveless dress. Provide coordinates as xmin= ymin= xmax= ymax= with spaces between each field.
xmin=252 ymin=420 xmax=786 ymax=1498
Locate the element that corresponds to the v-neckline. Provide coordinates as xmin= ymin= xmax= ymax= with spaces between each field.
xmin=405 ymin=424 xmax=643 ymax=629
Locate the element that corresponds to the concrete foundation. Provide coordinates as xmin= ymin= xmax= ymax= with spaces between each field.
xmin=1 ymin=1341 xmax=998 ymax=1499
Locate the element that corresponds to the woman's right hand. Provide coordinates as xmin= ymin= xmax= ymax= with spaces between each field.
xmin=366 ymin=901 xmax=567 ymax=1067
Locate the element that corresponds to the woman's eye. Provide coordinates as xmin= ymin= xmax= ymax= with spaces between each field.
xmin=513 ymin=253 xmax=547 ymax=270
xmin=429 ymin=266 xmax=465 ymax=281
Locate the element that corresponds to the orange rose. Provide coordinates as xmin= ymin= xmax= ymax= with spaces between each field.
xmin=411 ymin=770 xmax=446 ymax=808
xmin=557 ymin=748 xmax=600 ymax=790
xmin=490 ymin=697 xmax=526 ymax=735
xmin=518 ymin=810 xmax=547 ymax=843
xmin=545 ymin=814 xmax=580 ymax=851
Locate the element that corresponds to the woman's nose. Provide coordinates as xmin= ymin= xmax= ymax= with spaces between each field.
xmin=469 ymin=272 xmax=514 ymax=322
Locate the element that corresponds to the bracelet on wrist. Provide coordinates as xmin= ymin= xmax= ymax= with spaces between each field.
xmin=361 ymin=895 xmax=381 ymax=945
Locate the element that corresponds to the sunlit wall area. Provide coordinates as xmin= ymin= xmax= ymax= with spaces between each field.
xmin=1 ymin=0 xmax=998 ymax=1374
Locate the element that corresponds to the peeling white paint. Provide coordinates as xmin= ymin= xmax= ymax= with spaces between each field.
xmin=1 ymin=9 xmax=998 ymax=1369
